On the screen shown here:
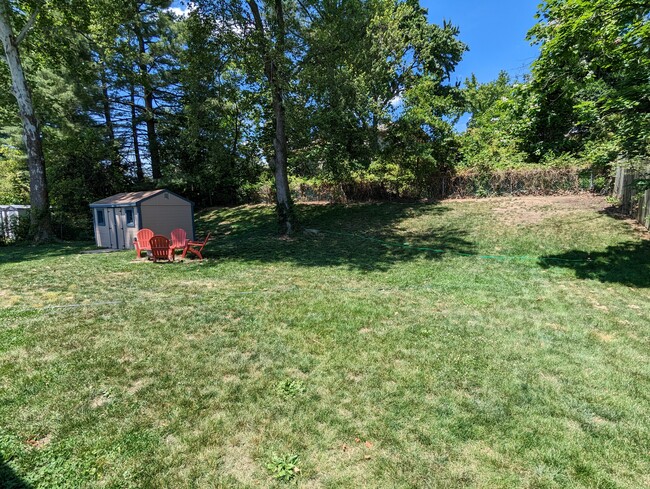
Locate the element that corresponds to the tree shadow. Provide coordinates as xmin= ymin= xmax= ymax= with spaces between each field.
xmin=598 ymin=204 xmax=650 ymax=232
xmin=196 ymin=202 xmax=475 ymax=271
xmin=0 ymin=460 xmax=32 ymax=489
xmin=0 ymin=242 xmax=94 ymax=265
xmin=539 ymin=240 xmax=650 ymax=288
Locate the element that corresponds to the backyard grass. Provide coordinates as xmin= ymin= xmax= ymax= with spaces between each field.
xmin=1 ymin=195 xmax=649 ymax=488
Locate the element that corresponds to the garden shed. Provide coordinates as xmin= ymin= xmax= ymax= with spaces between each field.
xmin=90 ymin=189 xmax=194 ymax=249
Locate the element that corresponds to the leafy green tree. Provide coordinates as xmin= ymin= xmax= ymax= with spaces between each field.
xmin=196 ymin=0 xmax=321 ymax=233
xmin=0 ymin=129 xmax=28 ymax=204
xmin=90 ymin=0 xmax=182 ymax=181
xmin=528 ymin=0 xmax=650 ymax=162
xmin=292 ymin=0 xmax=466 ymax=185
xmin=460 ymin=72 xmax=531 ymax=168
xmin=1 ymin=0 xmax=140 ymax=238
xmin=159 ymin=6 xmax=264 ymax=206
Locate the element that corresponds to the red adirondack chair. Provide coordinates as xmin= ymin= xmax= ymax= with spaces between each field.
xmin=182 ymin=233 xmax=211 ymax=260
xmin=149 ymin=235 xmax=173 ymax=262
xmin=169 ymin=228 xmax=188 ymax=259
xmin=134 ymin=228 xmax=154 ymax=258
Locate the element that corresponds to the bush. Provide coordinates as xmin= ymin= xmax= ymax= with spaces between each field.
xmin=248 ymin=166 xmax=595 ymax=203
xmin=51 ymin=210 xmax=94 ymax=241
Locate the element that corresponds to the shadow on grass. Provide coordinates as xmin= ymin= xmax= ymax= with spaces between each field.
xmin=540 ymin=240 xmax=650 ymax=288
xmin=0 ymin=242 xmax=93 ymax=265
xmin=0 ymin=461 xmax=31 ymax=489
xmin=196 ymin=202 xmax=475 ymax=271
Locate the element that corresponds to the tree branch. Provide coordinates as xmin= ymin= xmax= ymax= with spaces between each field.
xmin=295 ymin=0 xmax=317 ymax=22
xmin=246 ymin=0 xmax=265 ymax=34
xmin=16 ymin=5 xmax=40 ymax=45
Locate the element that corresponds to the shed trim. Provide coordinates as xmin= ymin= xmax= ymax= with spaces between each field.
xmin=138 ymin=189 xmax=194 ymax=206
xmin=191 ymin=202 xmax=196 ymax=240
xmin=136 ymin=202 xmax=143 ymax=229
xmin=111 ymin=208 xmax=119 ymax=248
xmin=90 ymin=189 xmax=194 ymax=208
xmin=90 ymin=202 xmax=138 ymax=208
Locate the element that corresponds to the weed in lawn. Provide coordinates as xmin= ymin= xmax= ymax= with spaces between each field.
xmin=266 ymin=454 xmax=300 ymax=482
xmin=275 ymin=379 xmax=306 ymax=398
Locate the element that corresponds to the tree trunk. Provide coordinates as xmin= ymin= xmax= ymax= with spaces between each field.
xmin=270 ymin=68 xmax=294 ymax=233
xmin=248 ymin=0 xmax=296 ymax=234
xmin=100 ymin=65 xmax=120 ymax=170
xmin=135 ymin=24 xmax=161 ymax=180
xmin=130 ymin=82 xmax=144 ymax=182
xmin=232 ymin=105 xmax=239 ymax=156
xmin=0 ymin=4 xmax=52 ymax=242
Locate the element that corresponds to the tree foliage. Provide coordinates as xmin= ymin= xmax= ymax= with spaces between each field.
xmin=529 ymin=0 xmax=649 ymax=160
xmin=459 ymin=0 xmax=648 ymax=170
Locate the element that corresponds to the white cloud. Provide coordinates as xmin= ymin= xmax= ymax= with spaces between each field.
xmin=390 ymin=95 xmax=402 ymax=108
xmin=165 ymin=4 xmax=195 ymax=18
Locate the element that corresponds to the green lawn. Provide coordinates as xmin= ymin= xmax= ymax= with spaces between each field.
xmin=1 ymin=195 xmax=649 ymax=488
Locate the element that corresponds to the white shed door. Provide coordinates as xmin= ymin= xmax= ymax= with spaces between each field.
xmin=102 ymin=208 xmax=136 ymax=249
xmin=106 ymin=208 xmax=117 ymax=249
xmin=114 ymin=207 xmax=137 ymax=249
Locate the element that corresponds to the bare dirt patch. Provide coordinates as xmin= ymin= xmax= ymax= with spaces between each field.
xmin=220 ymin=436 xmax=260 ymax=485
xmin=26 ymin=434 xmax=52 ymax=449
xmin=588 ymin=297 xmax=609 ymax=312
xmin=488 ymin=195 xmax=609 ymax=226
xmin=591 ymin=331 xmax=615 ymax=343
xmin=0 ymin=289 xmax=21 ymax=307
xmin=91 ymin=393 xmax=111 ymax=408
xmin=126 ymin=379 xmax=150 ymax=395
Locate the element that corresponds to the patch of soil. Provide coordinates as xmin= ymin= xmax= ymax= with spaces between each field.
xmin=591 ymin=331 xmax=615 ymax=343
xmin=221 ymin=436 xmax=259 ymax=484
xmin=488 ymin=195 xmax=609 ymax=226
xmin=126 ymin=379 xmax=150 ymax=395
xmin=91 ymin=393 xmax=111 ymax=408
xmin=26 ymin=434 xmax=52 ymax=449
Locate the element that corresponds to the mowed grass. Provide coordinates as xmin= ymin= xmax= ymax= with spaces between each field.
xmin=1 ymin=195 xmax=649 ymax=488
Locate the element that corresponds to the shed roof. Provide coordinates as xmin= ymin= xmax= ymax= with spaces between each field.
xmin=90 ymin=189 xmax=193 ymax=207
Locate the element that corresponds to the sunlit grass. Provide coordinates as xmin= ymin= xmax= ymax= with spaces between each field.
xmin=1 ymin=195 xmax=649 ymax=488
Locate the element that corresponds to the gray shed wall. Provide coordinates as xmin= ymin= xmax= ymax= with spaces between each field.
xmin=140 ymin=192 xmax=194 ymax=240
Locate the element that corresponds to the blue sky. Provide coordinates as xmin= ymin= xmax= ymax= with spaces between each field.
xmin=424 ymin=0 xmax=541 ymax=85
